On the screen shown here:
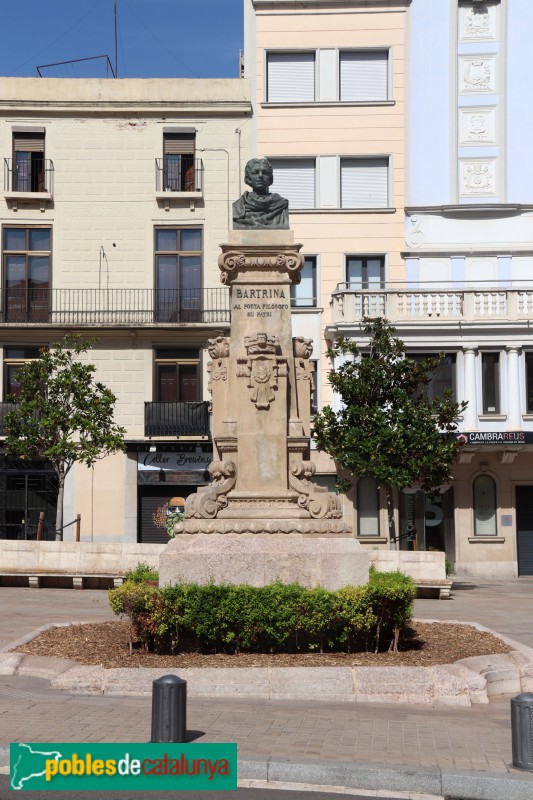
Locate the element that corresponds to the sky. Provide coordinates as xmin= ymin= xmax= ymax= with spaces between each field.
xmin=0 ymin=0 xmax=244 ymax=80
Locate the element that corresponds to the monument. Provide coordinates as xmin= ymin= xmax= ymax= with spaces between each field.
xmin=159 ymin=158 xmax=369 ymax=589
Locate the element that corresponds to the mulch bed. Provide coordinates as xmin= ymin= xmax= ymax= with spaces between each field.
xmin=15 ymin=620 xmax=512 ymax=669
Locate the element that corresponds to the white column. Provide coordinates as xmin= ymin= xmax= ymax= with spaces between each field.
xmin=463 ymin=347 xmax=478 ymax=430
xmin=506 ymin=346 xmax=521 ymax=429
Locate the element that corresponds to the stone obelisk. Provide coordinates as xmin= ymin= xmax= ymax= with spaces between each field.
xmin=159 ymin=159 xmax=368 ymax=589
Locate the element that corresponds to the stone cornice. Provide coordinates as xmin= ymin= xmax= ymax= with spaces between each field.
xmin=0 ymin=101 xmax=252 ymax=117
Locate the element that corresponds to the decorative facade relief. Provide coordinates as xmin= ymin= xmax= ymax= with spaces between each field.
xmin=459 ymin=108 xmax=496 ymax=145
xmin=459 ymin=57 xmax=496 ymax=94
xmin=288 ymin=461 xmax=343 ymax=519
xmin=460 ymin=4 xmax=497 ymax=41
xmin=237 ymin=333 xmax=287 ymax=410
xmin=405 ymin=214 xmax=424 ymax=249
xmin=460 ymin=160 xmax=496 ymax=196
xmin=207 ymin=336 xmax=229 ymax=393
xmin=184 ymin=460 xmax=237 ymax=519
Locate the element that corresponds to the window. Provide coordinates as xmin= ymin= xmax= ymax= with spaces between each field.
xmin=339 ymin=51 xmax=388 ymax=102
xmin=155 ymin=349 xmax=200 ymax=403
xmin=266 ymin=49 xmax=389 ymax=103
xmin=357 ymin=477 xmax=380 ymax=537
xmin=526 ymin=353 xmax=533 ymax=413
xmin=3 ymin=347 xmax=41 ymax=400
xmin=473 ymin=475 xmax=497 ymax=536
xmin=12 ymin=131 xmax=45 ymax=192
xmin=155 ymin=227 xmax=201 ymax=322
xmin=310 ymin=359 xmax=319 ymax=415
xmin=269 ymin=159 xmax=316 ymax=209
xmin=162 ymin=132 xmax=196 ymax=192
xmin=482 ymin=352 xmax=500 ymax=414
xmin=266 ymin=52 xmax=315 ymax=102
xmin=3 ymin=227 xmax=50 ymax=322
xmin=341 ymin=158 xmax=389 ymax=208
xmin=412 ymin=354 xmax=456 ymax=401
xmin=291 ymin=257 xmax=317 ymax=307
xmin=346 ymin=256 xmax=384 ymax=288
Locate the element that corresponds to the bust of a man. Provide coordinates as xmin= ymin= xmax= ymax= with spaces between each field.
xmin=232 ymin=158 xmax=289 ymax=229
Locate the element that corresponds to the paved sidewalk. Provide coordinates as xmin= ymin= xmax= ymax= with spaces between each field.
xmin=0 ymin=579 xmax=532 ymax=799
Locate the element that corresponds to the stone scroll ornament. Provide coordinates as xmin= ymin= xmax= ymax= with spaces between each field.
xmin=232 ymin=157 xmax=289 ymax=230
xmin=294 ymin=336 xmax=315 ymax=387
xmin=237 ymin=333 xmax=287 ymax=410
xmin=289 ymin=461 xmax=343 ymax=519
xmin=207 ymin=336 xmax=229 ymax=393
xmin=184 ymin=460 xmax=237 ymax=519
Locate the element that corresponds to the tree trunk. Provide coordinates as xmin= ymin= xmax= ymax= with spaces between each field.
xmin=386 ymin=485 xmax=397 ymax=550
xmin=55 ymin=471 xmax=65 ymax=541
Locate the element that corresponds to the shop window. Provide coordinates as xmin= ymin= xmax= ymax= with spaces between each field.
xmin=291 ymin=256 xmax=317 ymax=307
xmin=482 ymin=352 xmax=500 ymax=414
xmin=3 ymin=346 xmax=41 ymax=399
xmin=155 ymin=349 xmax=200 ymax=403
xmin=155 ymin=227 xmax=201 ymax=322
xmin=3 ymin=227 xmax=50 ymax=322
xmin=473 ymin=474 xmax=497 ymax=536
xmin=357 ymin=476 xmax=380 ymax=536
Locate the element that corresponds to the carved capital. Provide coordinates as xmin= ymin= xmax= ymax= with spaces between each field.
xmin=218 ymin=244 xmax=304 ymax=286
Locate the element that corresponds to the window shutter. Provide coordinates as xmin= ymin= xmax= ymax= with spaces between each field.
xmin=269 ymin=159 xmax=316 ymax=209
xmin=13 ymin=133 xmax=45 ymax=153
xmin=267 ymin=52 xmax=315 ymax=102
xmin=340 ymin=51 xmax=388 ymax=101
xmin=164 ymin=133 xmax=195 ymax=155
xmin=341 ymin=158 xmax=389 ymax=208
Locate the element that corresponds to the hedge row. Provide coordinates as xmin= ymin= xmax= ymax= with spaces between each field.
xmin=108 ymin=568 xmax=416 ymax=655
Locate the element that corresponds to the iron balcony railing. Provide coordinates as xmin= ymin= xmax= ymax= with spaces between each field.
xmin=4 ymin=158 xmax=54 ymax=193
xmin=145 ymin=401 xmax=210 ymax=437
xmin=155 ymin=157 xmax=204 ymax=193
xmin=0 ymin=288 xmax=230 ymax=325
xmin=0 ymin=402 xmax=15 ymax=436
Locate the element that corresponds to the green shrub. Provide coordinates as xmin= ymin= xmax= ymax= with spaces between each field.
xmin=123 ymin=561 xmax=159 ymax=584
xmin=107 ymin=571 xmax=417 ymax=656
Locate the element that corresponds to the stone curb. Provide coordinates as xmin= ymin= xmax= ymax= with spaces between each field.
xmin=3 ymin=618 xmax=533 ymax=706
xmin=1 ymin=749 xmax=532 ymax=800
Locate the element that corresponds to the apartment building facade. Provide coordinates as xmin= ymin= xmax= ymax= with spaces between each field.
xmin=0 ymin=77 xmax=251 ymax=543
xmin=246 ymin=0 xmax=533 ymax=577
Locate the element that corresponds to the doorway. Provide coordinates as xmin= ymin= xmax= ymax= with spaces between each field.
xmin=516 ymin=486 xmax=533 ymax=576
xmin=399 ymin=488 xmax=455 ymax=563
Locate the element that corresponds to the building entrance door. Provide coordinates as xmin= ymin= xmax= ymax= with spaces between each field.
xmin=399 ymin=488 xmax=455 ymax=564
xmin=516 ymin=486 xmax=533 ymax=576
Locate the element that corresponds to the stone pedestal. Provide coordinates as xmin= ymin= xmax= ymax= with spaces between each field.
xmin=160 ymin=229 xmax=369 ymax=588
xmin=160 ymin=535 xmax=369 ymax=591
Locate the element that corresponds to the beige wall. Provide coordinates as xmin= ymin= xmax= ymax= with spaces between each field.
xmin=251 ymin=4 xmax=407 ymax=405
xmin=0 ymin=77 xmax=251 ymax=541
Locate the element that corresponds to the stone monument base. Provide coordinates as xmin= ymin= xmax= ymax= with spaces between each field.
xmin=159 ymin=534 xmax=369 ymax=591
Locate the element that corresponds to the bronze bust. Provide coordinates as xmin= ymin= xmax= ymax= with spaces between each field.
xmin=232 ymin=158 xmax=289 ymax=229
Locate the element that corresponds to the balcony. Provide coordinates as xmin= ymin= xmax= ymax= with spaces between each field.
xmin=0 ymin=288 xmax=230 ymax=326
xmin=145 ymin=401 xmax=210 ymax=437
xmin=155 ymin=157 xmax=204 ymax=206
xmin=3 ymin=158 xmax=54 ymax=209
xmin=331 ymin=285 xmax=533 ymax=328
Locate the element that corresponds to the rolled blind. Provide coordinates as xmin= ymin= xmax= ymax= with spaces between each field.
xmin=267 ymin=52 xmax=315 ymax=102
xmin=340 ymin=51 xmax=388 ymax=102
xmin=13 ymin=133 xmax=45 ymax=153
xmin=164 ymin=133 xmax=195 ymax=155
xmin=269 ymin=158 xmax=316 ymax=209
xmin=341 ymin=158 xmax=389 ymax=208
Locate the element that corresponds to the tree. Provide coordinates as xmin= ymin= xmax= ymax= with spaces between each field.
xmin=312 ymin=317 xmax=467 ymax=549
xmin=5 ymin=335 xmax=126 ymax=541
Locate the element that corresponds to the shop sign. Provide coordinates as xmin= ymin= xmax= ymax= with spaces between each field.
xmin=457 ymin=432 xmax=533 ymax=445
xmin=138 ymin=452 xmax=212 ymax=472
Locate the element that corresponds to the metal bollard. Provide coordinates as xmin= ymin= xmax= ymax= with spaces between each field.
xmin=511 ymin=693 xmax=533 ymax=771
xmin=151 ymin=674 xmax=187 ymax=743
